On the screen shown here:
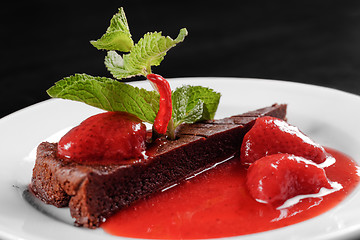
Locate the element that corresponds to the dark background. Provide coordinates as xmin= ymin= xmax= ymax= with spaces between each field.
xmin=2 ymin=1 xmax=360 ymax=118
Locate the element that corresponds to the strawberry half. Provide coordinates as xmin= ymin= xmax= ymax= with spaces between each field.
xmin=58 ymin=111 xmax=146 ymax=163
xmin=240 ymin=116 xmax=328 ymax=165
xmin=246 ymin=153 xmax=331 ymax=206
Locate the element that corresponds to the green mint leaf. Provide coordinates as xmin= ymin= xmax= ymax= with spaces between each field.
xmin=105 ymin=28 xmax=188 ymax=80
xmin=104 ymin=50 xmax=140 ymax=79
xmin=188 ymin=86 xmax=221 ymax=120
xmin=171 ymin=85 xmax=221 ymax=129
xmin=90 ymin=7 xmax=134 ymax=52
xmin=180 ymin=99 xmax=204 ymax=124
xmin=47 ymin=74 xmax=159 ymax=123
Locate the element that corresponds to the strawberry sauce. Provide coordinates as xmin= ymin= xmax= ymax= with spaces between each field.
xmin=102 ymin=148 xmax=359 ymax=239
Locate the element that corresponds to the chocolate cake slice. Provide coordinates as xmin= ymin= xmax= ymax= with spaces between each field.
xmin=30 ymin=104 xmax=287 ymax=228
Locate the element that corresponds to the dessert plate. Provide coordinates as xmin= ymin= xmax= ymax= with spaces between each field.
xmin=1 ymin=77 xmax=360 ymax=240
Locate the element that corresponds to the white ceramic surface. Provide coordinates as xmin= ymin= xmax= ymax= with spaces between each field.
xmin=1 ymin=78 xmax=360 ymax=240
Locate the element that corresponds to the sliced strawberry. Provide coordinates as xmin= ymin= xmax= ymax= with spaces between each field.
xmin=246 ymin=153 xmax=331 ymax=206
xmin=240 ymin=116 xmax=328 ymax=165
xmin=58 ymin=112 xmax=146 ymax=163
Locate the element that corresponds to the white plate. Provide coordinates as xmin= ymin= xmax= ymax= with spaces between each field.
xmin=1 ymin=77 xmax=360 ymax=240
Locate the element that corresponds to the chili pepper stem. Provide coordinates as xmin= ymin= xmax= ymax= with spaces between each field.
xmin=167 ymin=118 xmax=176 ymax=140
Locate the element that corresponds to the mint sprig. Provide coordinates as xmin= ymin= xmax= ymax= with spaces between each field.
xmin=105 ymin=28 xmax=188 ymax=79
xmin=47 ymin=8 xmax=221 ymax=139
xmin=91 ymin=8 xmax=187 ymax=79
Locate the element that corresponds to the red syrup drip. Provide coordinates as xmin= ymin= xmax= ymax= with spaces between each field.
xmin=101 ymin=148 xmax=359 ymax=239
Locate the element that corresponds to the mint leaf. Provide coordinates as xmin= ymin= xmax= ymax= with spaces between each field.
xmin=47 ymin=74 xmax=159 ymax=123
xmin=186 ymin=86 xmax=221 ymax=120
xmin=105 ymin=28 xmax=188 ymax=80
xmin=104 ymin=50 xmax=140 ymax=79
xmin=90 ymin=7 xmax=134 ymax=52
xmin=171 ymin=85 xmax=221 ymax=129
xmin=180 ymin=99 xmax=204 ymax=124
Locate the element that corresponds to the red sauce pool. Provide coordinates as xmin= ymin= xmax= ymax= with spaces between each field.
xmin=102 ymin=148 xmax=359 ymax=239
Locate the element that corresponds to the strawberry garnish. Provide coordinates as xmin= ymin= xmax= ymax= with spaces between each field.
xmin=240 ymin=116 xmax=328 ymax=165
xmin=58 ymin=111 xmax=146 ymax=163
xmin=246 ymin=153 xmax=332 ymax=206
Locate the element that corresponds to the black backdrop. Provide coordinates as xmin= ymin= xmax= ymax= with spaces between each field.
xmin=2 ymin=1 xmax=360 ymax=118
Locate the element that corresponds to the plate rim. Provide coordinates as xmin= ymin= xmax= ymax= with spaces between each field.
xmin=1 ymin=77 xmax=360 ymax=240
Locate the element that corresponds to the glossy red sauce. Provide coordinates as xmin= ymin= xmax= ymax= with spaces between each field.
xmin=102 ymin=148 xmax=359 ymax=239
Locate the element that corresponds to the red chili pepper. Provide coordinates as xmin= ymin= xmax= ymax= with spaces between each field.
xmin=146 ymin=74 xmax=172 ymax=136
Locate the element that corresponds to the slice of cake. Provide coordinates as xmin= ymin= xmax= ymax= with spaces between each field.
xmin=30 ymin=104 xmax=287 ymax=228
